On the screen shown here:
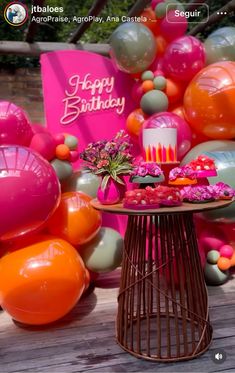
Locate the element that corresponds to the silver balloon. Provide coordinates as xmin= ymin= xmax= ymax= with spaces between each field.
xmin=204 ymin=27 xmax=235 ymax=65
xmin=181 ymin=140 xmax=235 ymax=166
xmin=79 ymin=227 xmax=123 ymax=273
xmin=62 ymin=169 xmax=100 ymax=198
xmin=110 ymin=22 xmax=157 ymax=74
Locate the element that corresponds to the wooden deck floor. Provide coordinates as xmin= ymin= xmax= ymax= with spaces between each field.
xmin=0 ymin=269 xmax=235 ymax=373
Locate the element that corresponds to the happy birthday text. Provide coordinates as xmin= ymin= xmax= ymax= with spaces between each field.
xmin=60 ymin=74 xmax=125 ymax=125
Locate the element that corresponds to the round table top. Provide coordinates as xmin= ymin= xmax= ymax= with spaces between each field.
xmin=91 ymin=199 xmax=233 ymax=216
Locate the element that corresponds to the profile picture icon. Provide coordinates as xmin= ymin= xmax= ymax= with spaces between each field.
xmin=4 ymin=2 xmax=28 ymax=26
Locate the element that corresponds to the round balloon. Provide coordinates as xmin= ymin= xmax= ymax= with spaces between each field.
xmin=126 ymin=108 xmax=146 ymax=140
xmin=184 ymin=61 xmax=235 ymax=139
xmin=0 ymin=101 xmax=33 ymax=146
xmin=79 ymin=228 xmax=123 ymax=273
xmin=0 ymin=236 xmax=85 ymax=325
xmin=163 ymin=36 xmax=205 ymax=82
xmin=141 ymin=112 xmax=192 ymax=160
xmin=181 ymin=140 xmax=235 ymax=165
xmin=0 ymin=146 xmax=60 ymax=241
xmin=160 ymin=10 xmax=187 ymax=42
xmin=204 ymin=27 xmax=235 ymax=65
xmin=47 ymin=192 xmax=102 ymax=245
xmin=140 ymin=90 xmax=169 ymax=115
xmin=110 ymin=22 xmax=157 ymax=74
xmin=30 ymin=132 xmax=56 ymax=161
xmin=62 ymin=169 xmax=100 ymax=198
xmin=51 ymin=159 xmax=73 ymax=181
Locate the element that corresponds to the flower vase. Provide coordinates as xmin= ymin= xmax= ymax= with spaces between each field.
xmin=97 ymin=177 xmax=126 ymax=205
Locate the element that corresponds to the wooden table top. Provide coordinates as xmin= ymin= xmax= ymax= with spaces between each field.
xmin=91 ymin=199 xmax=233 ymax=216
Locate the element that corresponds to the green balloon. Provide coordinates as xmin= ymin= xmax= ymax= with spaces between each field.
xmin=155 ymin=2 xmax=168 ymax=18
xmin=165 ymin=0 xmax=185 ymax=11
xmin=204 ymin=263 xmax=229 ymax=286
xmin=51 ymin=159 xmax=73 ymax=181
xmin=207 ymin=250 xmax=220 ymax=264
xmin=64 ymin=135 xmax=78 ymax=150
xmin=181 ymin=142 xmax=235 ymax=223
xmin=153 ymin=76 xmax=167 ymax=90
xmin=62 ymin=169 xmax=100 ymax=198
xmin=140 ymin=90 xmax=169 ymax=115
xmin=110 ymin=22 xmax=157 ymax=74
xmin=141 ymin=70 xmax=154 ymax=81
xmin=204 ymin=27 xmax=235 ymax=65
xmin=79 ymin=228 xmax=123 ymax=273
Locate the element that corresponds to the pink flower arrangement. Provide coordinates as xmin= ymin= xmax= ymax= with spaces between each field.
xmin=80 ymin=130 xmax=134 ymax=190
xmin=133 ymin=162 xmax=163 ymax=177
xmin=169 ymin=165 xmax=196 ymax=181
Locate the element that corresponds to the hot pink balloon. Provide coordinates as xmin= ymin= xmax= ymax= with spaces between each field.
xmin=163 ymin=36 xmax=205 ymax=82
xmin=160 ymin=10 xmax=188 ymax=42
xmin=30 ymin=132 xmax=57 ymax=161
xmin=31 ymin=123 xmax=48 ymax=135
xmin=0 ymin=101 xmax=33 ymax=146
xmin=141 ymin=112 xmax=192 ymax=160
xmin=149 ymin=57 xmax=164 ymax=73
xmin=0 ymin=146 xmax=61 ymax=241
xmin=131 ymin=81 xmax=144 ymax=106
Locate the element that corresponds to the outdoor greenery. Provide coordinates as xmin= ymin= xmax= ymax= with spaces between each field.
xmin=0 ymin=0 xmax=234 ymax=69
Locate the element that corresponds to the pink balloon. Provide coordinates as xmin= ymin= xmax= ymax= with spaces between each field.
xmin=0 ymin=146 xmax=60 ymax=241
xmin=30 ymin=133 xmax=57 ymax=161
xmin=131 ymin=81 xmax=144 ymax=106
xmin=151 ymin=0 xmax=164 ymax=10
xmin=149 ymin=57 xmax=164 ymax=73
xmin=163 ymin=36 xmax=205 ymax=82
xmin=0 ymin=101 xmax=33 ymax=146
xmin=31 ymin=123 xmax=48 ymax=135
xmin=160 ymin=10 xmax=188 ymax=42
xmin=54 ymin=133 xmax=65 ymax=146
xmin=140 ymin=112 xmax=192 ymax=160
xmin=220 ymin=245 xmax=233 ymax=259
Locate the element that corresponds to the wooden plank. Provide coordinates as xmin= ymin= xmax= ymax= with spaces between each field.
xmin=128 ymin=0 xmax=150 ymax=17
xmin=0 ymin=41 xmax=110 ymax=56
xmin=67 ymin=0 xmax=109 ymax=43
xmin=0 ymin=270 xmax=235 ymax=373
xmin=25 ymin=0 xmax=45 ymax=43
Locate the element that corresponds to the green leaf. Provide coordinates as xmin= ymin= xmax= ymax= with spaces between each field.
xmin=101 ymin=174 xmax=110 ymax=191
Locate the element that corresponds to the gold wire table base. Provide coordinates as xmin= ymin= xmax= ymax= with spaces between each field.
xmin=116 ymin=213 xmax=213 ymax=362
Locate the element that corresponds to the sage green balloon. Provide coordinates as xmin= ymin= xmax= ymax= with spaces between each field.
xmin=155 ymin=2 xmax=168 ymax=18
xmin=141 ymin=70 xmax=154 ymax=81
xmin=207 ymin=250 xmax=220 ymax=265
xmin=110 ymin=23 xmax=157 ymax=74
xmin=79 ymin=228 xmax=123 ymax=273
xmin=204 ymin=263 xmax=229 ymax=286
xmin=62 ymin=169 xmax=100 ymax=198
xmin=153 ymin=76 xmax=167 ymax=90
xmin=51 ymin=159 xmax=73 ymax=181
xmin=181 ymin=142 xmax=235 ymax=223
xmin=181 ymin=140 xmax=235 ymax=166
xmin=64 ymin=135 xmax=78 ymax=150
xmin=204 ymin=27 xmax=235 ymax=65
xmin=140 ymin=90 xmax=169 ymax=115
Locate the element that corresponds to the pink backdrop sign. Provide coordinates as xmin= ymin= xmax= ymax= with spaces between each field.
xmin=41 ymin=50 xmax=136 ymax=235
xmin=41 ymin=50 xmax=135 ymax=150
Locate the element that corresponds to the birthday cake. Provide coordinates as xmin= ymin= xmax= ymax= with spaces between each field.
xmin=169 ymin=165 xmax=197 ymax=186
xmin=188 ymin=155 xmax=217 ymax=178
xmin=142 ymin=128 xmax=177 ymax=163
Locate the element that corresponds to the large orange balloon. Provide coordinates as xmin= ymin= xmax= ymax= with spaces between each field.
xmin=184 ymin=61 xmax=235 ymax=139
xmin=126 ymin=108 xmax=146 ymax=140
xmin=0 ymin=236 xmax=85 ymax=325
xmin=47 ymin=192 xmax=102 ymax=245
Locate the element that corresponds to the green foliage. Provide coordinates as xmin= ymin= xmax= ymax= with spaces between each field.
xmin=0 ymin=0 xmax=234 ymax=68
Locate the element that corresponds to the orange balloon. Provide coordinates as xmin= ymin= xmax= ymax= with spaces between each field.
xmin=0 ymin=236 xmax=85 ymax=325
xmin=155 ymin=35 xmax=168 ymax=56
xmin=230 ymin=252 xmax=235 ymax=266
xmin=126 ymin=108 xmax=146 ymax=140
xmin=165 ymin=78 xmax=185 ymax=105
xmin=142 ymin=80 xmax=154 ymax=93
xmin=140 ymin=7 xmax=159 ymax=35
xmin=47 ymin=192 xmax=102 ymax=245
xmin=184 ymin=61 xmax=235 ymax=139
xmin=217 ymin=257 xmax=231 ymax=271
xmin=56 ymin=144 xmax=70 ymax=160
xmin=170 ymin=105 xmax=186 ymax=120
